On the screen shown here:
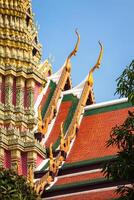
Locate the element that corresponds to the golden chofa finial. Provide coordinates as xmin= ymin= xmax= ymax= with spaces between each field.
xmin=66 ymin=29 xmax=80 ymax=72
xmin=87 ymin=41 xmax=104 ymax=86
xmin=94 ymin=41 xmax=103 ymax=68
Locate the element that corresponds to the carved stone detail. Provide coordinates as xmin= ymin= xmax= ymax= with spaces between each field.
xmin=5 ymin=75 xmax=13 ymax=106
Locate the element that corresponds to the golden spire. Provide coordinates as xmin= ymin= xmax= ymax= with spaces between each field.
xmin=0 ymin=0 xmax=42 ymax=69
xmin=66 ymin=30 xmax=80 ymax=71
xmin=87 ymin=41 xmax=104 ymax=86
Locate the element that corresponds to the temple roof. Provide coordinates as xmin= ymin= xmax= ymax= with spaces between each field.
xmin=43 ymin=185 xmax=119 ymax=199
xmin=34 ymin=97 xmax=133 ymax=198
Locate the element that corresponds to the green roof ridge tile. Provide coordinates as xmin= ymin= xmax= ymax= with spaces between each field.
xmin=62 ymin=94 xmax=77 ymax=102
xmin=39 ymin=155 xmax=116 ymax=173
xmin=62 ymin=155 xmax=117 ymax=170
xmin=48 ymin=177 xmax=112 ymax=192
xmin=41 ymin=80 xmax=56 ymax=118
xmin=84 ymin=102 xmax=132 ymax=116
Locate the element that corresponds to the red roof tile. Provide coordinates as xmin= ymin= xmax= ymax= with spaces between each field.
xmin=66 ymin=107 xmax=134 ymax=163
xmin=57 ymin=189 xmax=118 ymax=200
xmin=56 ymin=171 xmax=103 ymax=186
xmin=45 ymin=101 xmax=72 ymax=147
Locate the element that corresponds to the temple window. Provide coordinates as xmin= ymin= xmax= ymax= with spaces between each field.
xmin=26 ymin=15 xmax=30 ymax=27
xmin=34 ymin=36 xmax=38 ymax=44
xmin=32 ymin=48 xmax=37 ymax=57
xmin=64 ymin=78 xmax=70 ymax=91
xmin=27 ymin=8 xmax=31 ymax=14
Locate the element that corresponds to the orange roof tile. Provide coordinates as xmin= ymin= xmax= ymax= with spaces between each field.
xmin=57 ymin=189 xmax=118 ymax=200
xmin=56 ymin=171 xmax=103 ymax=186
xmin=45 ymin=101 xmax=72 ymax=147
xmin=66 ymin=107 xmax=134 ymax=163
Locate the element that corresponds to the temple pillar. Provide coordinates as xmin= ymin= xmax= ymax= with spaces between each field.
xmin=27 ymin=151 xmax=37 ymax=167
xmin=27 ymin=151 xmax=37 ymax=177
xmin=5 ymin=75 xmax=13 ymax=108
xmin=0 ymin=74 xmax=3 ymax=103
xmin=16 ymin=77 xmax=25 ymax=111
xmin=0 ymin=147 xmax=4 ymax=168
xmin=26 ymin=79 xmax=35 ymax=112
xmin=11 ymin=149 xmax=21 ymax=174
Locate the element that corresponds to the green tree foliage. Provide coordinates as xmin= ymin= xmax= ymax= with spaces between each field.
xmin=0 ymin=168 xmax=40 ymax=200
xmin=103 ymin=61 xmax=134 ymax=200
xmin=115 ymin=60 xmax=134 ymax=104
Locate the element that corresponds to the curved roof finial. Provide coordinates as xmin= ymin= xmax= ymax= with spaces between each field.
xmin=87 ymin=41 xmax=104 ymax=86
xmin=67 ymin=29 xmax=80 ymax=59
xmin=66 ymin=29 xmax=80 ymax=71
xmin=94 ymin=41 xmax=103 ymax=69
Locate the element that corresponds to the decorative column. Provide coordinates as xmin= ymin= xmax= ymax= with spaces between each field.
xmin=11 ymin=149 xmax=21 ymax=174
xmin=0 ymin=74 xmax=3 ymax=103
xmin=26 ymin=79 xmax=35 ymax=112
xmin=5 ymin=75 xmax=14 ymax=108
xmin=16 ymin=77 xmax=25 ymax=112
xmin=0 ymin=147 xmax=4 ymax=168
xmin=27 ymin=151 xmax=37 ymax=167
xmin=27 ymin=151 xmax=37 ymax=179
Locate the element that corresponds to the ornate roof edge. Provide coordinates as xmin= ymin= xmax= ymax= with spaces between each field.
xmin=43 ymin=184 xmax=128 ymax=200
xmin=85 ymin=98 xmax=128 ymax=111
xmin=36 ymin=31 xmax=80 ymax=136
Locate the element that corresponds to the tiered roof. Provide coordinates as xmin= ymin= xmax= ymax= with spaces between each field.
xmin=40 ymin=99 xmax=133 ymax=199
xmin=44 ymin=188 xmax=119 ymax=200
xmin=34 ymin=44 xmax=133 ymax=198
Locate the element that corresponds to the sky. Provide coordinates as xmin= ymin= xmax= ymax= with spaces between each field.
xmin=32 ymin=0 xmax=134 ymax=103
